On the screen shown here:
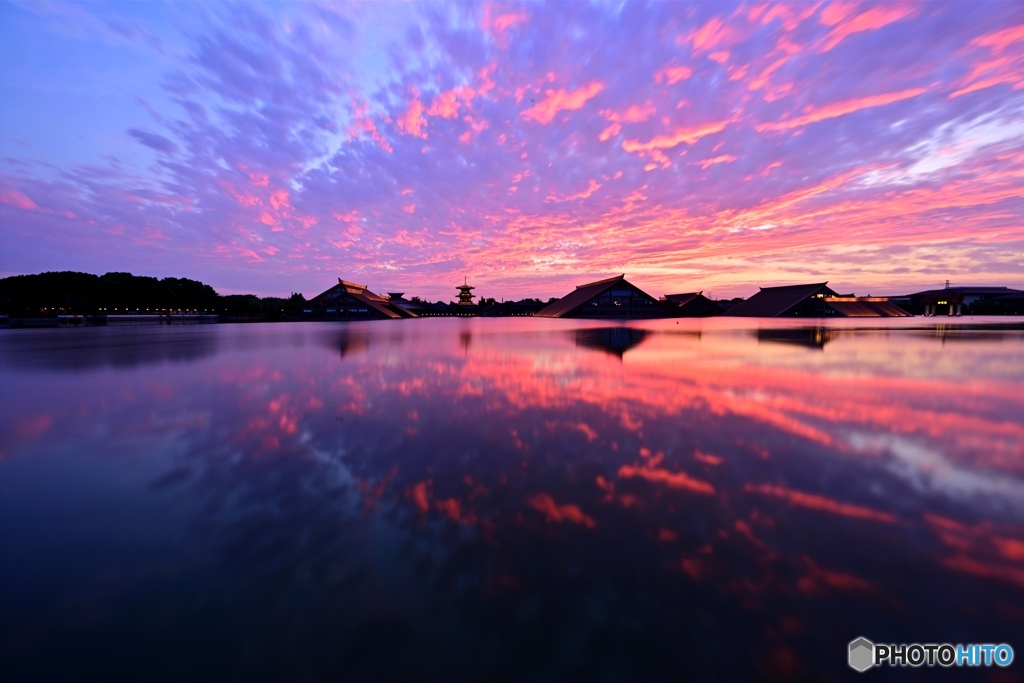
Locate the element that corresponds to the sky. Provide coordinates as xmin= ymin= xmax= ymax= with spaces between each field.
xmin=0 ymin=1 xmax=1022 ymax=301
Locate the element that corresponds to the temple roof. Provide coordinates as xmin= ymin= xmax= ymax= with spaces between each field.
xmin=725 ymin=282 xmax=832 ymax=317
xmin=535 ymin=275 xmax=626 ymax=318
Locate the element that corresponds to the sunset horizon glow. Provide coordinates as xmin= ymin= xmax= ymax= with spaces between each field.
xmin=1 ymin=1 xmax=1022 ymax=301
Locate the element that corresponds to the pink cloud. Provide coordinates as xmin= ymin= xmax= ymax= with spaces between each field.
xmin=699 ymin=154 xmax=737 ymax=169
xmin=972 ymin=24 xmax=1024 ymax=52
xmin=819 ymin=3 xmax=918 ymax=52
xmin=754 ymin=3 xmax=820 ymax=31
xmin=521 ymin=81 xmax=604 ymax=124
xmin=269 ymin=189 xmax=291 ymax=211
xmin=549 ymin=179 xmax=602 ymax=202
xmin=348 ymin=98 xmax=392 ymax=153
xmin=951 ymin=25 xmax=1024 ymax=98
xmin=427 ymin=90 xmax=460 ymax=119
xmin=397 ymin=88 xmax=427 ymax=138
xmin=1 ymin=2 xmax=1019 ymax=302
xmin=601 ymin=102 xmax=656 ymax=125
xmin=689 ymin=16 xmax=743 ymax=52
xmin=0 ymin=187 xmax=38 ymax=211
xmin=757 ymin=87 xmax=927 ymax=132
xmin=654 ymin=64 xmax=692 ymax=85
xmin=622 ymin=120 xmax=730 ymax=155
xmin=483 ymin=6 xmax=528 ymax=45
xmin=598 ymin=122 xmax=622 ymax=142
xmin=819 ymin=2 xmax=859 ymax=27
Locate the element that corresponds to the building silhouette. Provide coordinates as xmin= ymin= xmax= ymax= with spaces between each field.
xmin=287 ymin=279 xmax=417 ymax=321
xmin=660 ymin=291 xmax=725 ymax=317
xmin=536 ymin=275 xmax=671 ymax=319
xmin=725 ymin=282 xmax=909 ymax=318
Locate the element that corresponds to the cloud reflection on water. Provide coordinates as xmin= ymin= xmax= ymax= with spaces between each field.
xmin=0 ymin=319 xmax=1022 ymax=680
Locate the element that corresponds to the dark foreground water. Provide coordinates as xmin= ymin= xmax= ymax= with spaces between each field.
xmin=1 ymin=318 xmax=1022 ymax=682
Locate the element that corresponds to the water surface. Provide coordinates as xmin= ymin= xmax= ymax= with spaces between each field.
xmin=1 ymin=318 xmax=1022 ymax=681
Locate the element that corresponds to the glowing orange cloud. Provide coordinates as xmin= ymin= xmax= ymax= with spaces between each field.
xmin=757 ymin=87 xmax=926 ymax=132
xmin=622 ymin=119 xmax=730 ymax=154
xmin=598 ymin=122 xmax=622 ymax=141
xmin=654 ymin=65 xmax=692 ymax=85
xmin=427 ymin=90 xmax=460 ymax=119
xmin=972 ymin=24 xmax=1024 ymax=52
xmin=521 ymin=81 xmax=604 ymax=124
xmin=699 ymin=154 xmax=737 ymax=169
xmin=398 ymin=88 xmax=427 ymax=138
xmin=819 ymin=3 xmax=918 ymax=52
xmin=689 ymin=16 xmax=742 ymax=52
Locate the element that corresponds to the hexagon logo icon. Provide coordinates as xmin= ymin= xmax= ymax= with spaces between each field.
xmin=849 ymin=637 xmax=875 ymax=672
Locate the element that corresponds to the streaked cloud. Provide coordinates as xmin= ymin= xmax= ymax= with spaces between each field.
xmin=757 ymin=88 xmax=927 ymax=133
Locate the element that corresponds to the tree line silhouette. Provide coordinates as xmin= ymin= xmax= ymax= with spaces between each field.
xmin=0 ymin=271 xmax=306 ymax=320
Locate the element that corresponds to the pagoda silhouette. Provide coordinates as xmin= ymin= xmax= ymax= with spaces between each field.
xmin=456 ymin=277 xmax=475 ymax=306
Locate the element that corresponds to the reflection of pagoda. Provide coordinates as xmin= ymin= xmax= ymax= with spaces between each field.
xmin=456 ymin=277 xmax=476 ymax=306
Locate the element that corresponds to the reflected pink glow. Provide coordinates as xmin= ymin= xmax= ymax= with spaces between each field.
xmin=1 ymin=321 xmax=1022 ymax=620
xmin=527 ymin=493 xmax=596 ymax=529
xmin=745 ymin=484 xmax=897 ymax=524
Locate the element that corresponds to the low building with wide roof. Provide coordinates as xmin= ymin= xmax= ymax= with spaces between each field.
xmin=726 ymin=282 xmax=910 ymax=318
xmin=661 ymin=292 xmax=725 ymax=317
xmin=536 ymin=275 xmax=671 ymax=319
xmin=287 ymin=279 xmax=417 ymax=321
xmin=892 ymin=285 xmax=1024 ymax=316
xmin=725 ymin=283 xmax=837 ymax=317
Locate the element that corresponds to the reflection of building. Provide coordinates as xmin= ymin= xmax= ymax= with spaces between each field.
xmin=894 ymin=286 xmax=1024 ymax=316
xmin=660 ymin=292 xmax=724 ymax=317
xmin=756 ymin=327 xmax=839 ymax=349
xmin=574 ymin=327 xmax=650 ymax=357
xmin=536 ymin=275 xmax=670 ymax=319
xmin=335 ymin=331 xmax=371 ymax=359
xmin=288 ymin=279 xmax=418 ymax=321
xmin=726 ymin=282 xmax=910 ymax=318
xmin=456 ymin=278 xmax=476 ymax=306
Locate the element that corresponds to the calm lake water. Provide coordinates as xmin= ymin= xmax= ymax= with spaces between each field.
xmin=1 ymin=318 xmax=1022 ymax=682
